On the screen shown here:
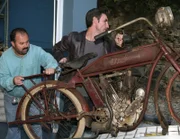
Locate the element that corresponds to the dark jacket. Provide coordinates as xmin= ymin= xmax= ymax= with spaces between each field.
xmin=52 ymin=30 xmax=123 ymax=82
xmin=52 ymin=30 xmax=118 ymax=62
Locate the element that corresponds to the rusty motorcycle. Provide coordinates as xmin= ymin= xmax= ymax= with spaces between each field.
xmin=9 ymin=7 xmax=180 ymax=139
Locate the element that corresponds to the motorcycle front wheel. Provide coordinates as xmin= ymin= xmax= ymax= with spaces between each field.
xmin=166 ymin=72 xmax=180 ymax=124
xmin=20 ymin=81 xmax=86 ymax=139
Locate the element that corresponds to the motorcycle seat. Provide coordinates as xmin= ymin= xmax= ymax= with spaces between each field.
xmin=61 ymin=52 xmax=97 ymax=70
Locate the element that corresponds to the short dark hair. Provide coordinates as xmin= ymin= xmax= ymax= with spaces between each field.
xmin=10 ymin=28 xmax=28 ymax=42
xmin=86 ymin=8 xmax=108 ymax=28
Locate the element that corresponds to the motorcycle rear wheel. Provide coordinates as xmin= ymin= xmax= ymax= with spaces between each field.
xmin=21 ymin=81 xmax=86 ymax=139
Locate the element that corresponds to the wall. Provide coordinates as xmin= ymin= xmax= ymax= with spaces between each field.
xmin=1 ymin=0 xmax=97 ymax=49
xmin=9 ymin=0 xmax=54 ymax=49
xmin=62 ymin=0 xmax=97 ymax=35
xmin=62 ymin=0 xmax=73 ymax=36
xmin=0 ymin=18 xmax=4 ymax=42
xmin=0 ymin=0 xmax=6 ymax=43
xmin=72 ymin=0 xmax=97 ymax=32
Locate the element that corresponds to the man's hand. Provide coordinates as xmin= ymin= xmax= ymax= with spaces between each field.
xmin=115 ymin=33 xmax=123 ymax=47
xmin=43 ymin=68 xmax=55 ymax=75
xmin=59 ymin=57 xmax=68 ymax=63
xmin=13 ymin=76 xmax=24 ymax=85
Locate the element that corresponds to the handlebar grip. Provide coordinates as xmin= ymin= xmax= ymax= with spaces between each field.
xmin=94 ymin=31 xmax=110 ymax=40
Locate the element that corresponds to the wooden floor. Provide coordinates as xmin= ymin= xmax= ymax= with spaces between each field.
xmin=1 ymin=122 xmax=180 ymax=139
xmin=97 ymin=125 xmax=180 ymax=139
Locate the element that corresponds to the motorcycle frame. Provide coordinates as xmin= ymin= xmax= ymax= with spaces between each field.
xmin=10 ymin=17 xmax=180 ymax=133
xmin=62 ymin=18 xmax=180 ymax=131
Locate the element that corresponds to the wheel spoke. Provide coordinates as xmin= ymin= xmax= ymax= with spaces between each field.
xmin=20 ymin=81 xmax=86 ymax=139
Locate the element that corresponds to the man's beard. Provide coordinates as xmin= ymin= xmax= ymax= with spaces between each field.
xmin=14 ymin=47 xmax=29 ymax=55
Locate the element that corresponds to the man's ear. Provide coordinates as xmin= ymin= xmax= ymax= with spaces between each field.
xmin=93 ymin=17 xmax=98 ymax=24
xmin=11 ymin=41 xmax=15 ymax=48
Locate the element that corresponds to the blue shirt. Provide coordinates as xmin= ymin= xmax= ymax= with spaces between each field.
xmin=0 ymin=44 xmax=58 ymax=97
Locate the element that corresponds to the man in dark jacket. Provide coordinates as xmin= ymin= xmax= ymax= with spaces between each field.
xmin=53 ymin=8 xmax=123 ymax=65
xmin=53 ymin=8 xmax=124 ymax=138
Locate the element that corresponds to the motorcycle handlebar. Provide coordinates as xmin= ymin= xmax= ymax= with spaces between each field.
xmin=94 ymin=17 xmax=158 ymax=40
xmin=94 ymin=30 xmax=112 ymax=40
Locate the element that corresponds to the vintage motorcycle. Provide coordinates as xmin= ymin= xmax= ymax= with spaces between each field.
xmin=9 ymin=7 xmax=180 ymax=139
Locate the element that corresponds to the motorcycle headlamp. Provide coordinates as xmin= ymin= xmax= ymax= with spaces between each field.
xmin=155 ymin=6 xmax=174 ymax=28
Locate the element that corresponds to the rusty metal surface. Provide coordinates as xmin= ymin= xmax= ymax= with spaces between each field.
xmin=80 ymin=43 xmax=161 ymax=77
xmin=83 ymin=78 xmax=104 ymax=108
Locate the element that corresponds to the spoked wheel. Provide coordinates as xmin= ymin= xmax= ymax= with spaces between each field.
xmin=154 ymin=55 xmax=180 ymax=129
xmin=21 ymin=81 xmax=86 ymax=139
xmin=166 ymin=72 xmax=180 ymax=124
xmin=153 ymin=62 xmax=171 ymax=135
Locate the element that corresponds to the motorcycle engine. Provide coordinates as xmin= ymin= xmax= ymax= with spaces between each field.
xmin=99 ymin=70 xmax=145 ymax=128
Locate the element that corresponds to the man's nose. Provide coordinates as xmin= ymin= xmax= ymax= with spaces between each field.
xmin=106 ymin=23 xmax=109 ymax=29
xmin=25 ymin=42 xmax=29 ymax=47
